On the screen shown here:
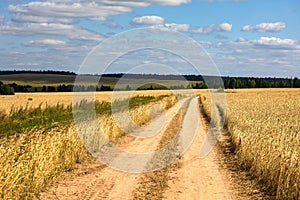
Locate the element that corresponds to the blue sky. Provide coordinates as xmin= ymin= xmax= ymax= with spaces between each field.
xmin=0 ymin=0 xmax=299 ymax=77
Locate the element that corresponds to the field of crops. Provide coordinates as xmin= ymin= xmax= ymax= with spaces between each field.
xmin=0 ymin=90 xmax=175 ymax=114
xmin=1 ymin=88 xmax=299 ymax=199
xmin=0 ymin=93 xmax=177 ymax=199
xmin=199 ymin=89 xmax=300 ymax=199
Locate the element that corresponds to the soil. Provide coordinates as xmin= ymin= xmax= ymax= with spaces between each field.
xmin=39 ymin=97 xmax=266 ymax=200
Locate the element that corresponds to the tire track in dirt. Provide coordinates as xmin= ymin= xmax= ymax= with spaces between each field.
xmin=40 ymin=98 xmax=189 ymax=200
xmin=40 ymin=96 xmax=243 ymax=200
xmin=131 ymin=98 xmax=190 ymax=200
xmin=163 ymin=104 xmax=236 ymax=200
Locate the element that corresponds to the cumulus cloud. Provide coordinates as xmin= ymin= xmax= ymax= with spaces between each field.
xmin=0 ymin=23 xmax=104 ymax=41
xmin=3 ymin=0 xmax=192 ymax=43
xmin=149 ymin=22 xmax=232 ymax=34
xmin=210 ymin=36 xmax=300 ymax=76
xmin=190 ymin=23 xmax=232 ymax=34
xmin=8 ymin=0 xmax=190 ymax=22
xmin=242 ymin=22 xmax=286 ymax=32
xmin=252 ymin=37 xmax=296 ymax=47
xmin=0 ymin=0 xmax=192 ymax=71
xmin=23 ymin=39 xmax=66 ymax=47
xmin=131 ymin=16 xmax=191 ymax=32
xmin=100 ymin=0 xmax=191 ymax=6
xmin=206 ymin=0 xmax=244 ymax=2
xmin=12 ymin=14 xmax=76 ymax=24
xmin=163 ymin=23 xmax=190 ymax=32
xmin=8 ymin=2 xmax=131 ymax=21
xmin=219 ymin=23 xmax=232 ymax=31
xmin=217 ymin=37 xmax=299 ymax=51
xmin=132 ymin=16 xmax=165 ymax=25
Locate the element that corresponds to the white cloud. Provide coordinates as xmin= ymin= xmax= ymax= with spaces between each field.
xmin=210 ymin=36 xmax=300 ymax=77
xmin=198 ymin=41 xmax=213 ymax=48
xmin=0 ymin=15 xmax=4 ymax=22
xmin=219 ymin=23 xmax=232 ymax=31
xmin=217 ymin=37 xmax=299 ymax=51
xmin=190 ymin=23 xmax=232 ymax=34
xmin=242 ymin=22 xmax=286 ymax=32
xmin=12 ymin=14 xmax=76 ymax=24
xmin=206 ymin=0 xmax=244 ymax=2
xmin=23 ymin=39 xmax=66 ymax=47
xmin=164 ymin=23 xmax=190 ymax=32
xmin=132 ymin=16 xmax=165 ymax=25
xmin=151 ymin=22 xmax=232 ymax=34
xmin=150 ymin=0 xmax=191 ymax=5
xmin=8 ymin=0 xmax=191 ymax=22
xmin=0 ymin=23 xmax=104 ymax=41
xmin=252 ymin=37 xmax=296 ymax=47
xmin=3 ymin=0 xmax=192 ymax=44
xmin=8 ymin=2 xmax=132 ymax=21
xmin=101 ymin=0 xmax=191 ymax=6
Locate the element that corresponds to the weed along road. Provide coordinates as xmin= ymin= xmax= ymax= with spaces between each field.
xmin=40 ymin=97 xmax=237 ymax=200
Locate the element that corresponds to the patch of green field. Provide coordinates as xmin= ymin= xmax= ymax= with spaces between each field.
xmin=0 ymin=95 xmax=170 ymax=138
xmin=0 ymin=73 xmax=199 ymax=90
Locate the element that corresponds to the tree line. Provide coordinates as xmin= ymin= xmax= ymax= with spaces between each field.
xmin=1 ymin=76 xmax=300 ymax=95
xmin=0 ymin=70 xmax=76 ymax=76
xmin=222 ymin=77 xmax=300 ymax=89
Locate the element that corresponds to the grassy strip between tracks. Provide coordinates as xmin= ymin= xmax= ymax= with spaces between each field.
xmin=132 ymin=98 xmax=191 ymax=200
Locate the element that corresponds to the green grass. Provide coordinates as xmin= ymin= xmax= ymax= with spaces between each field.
xmin=0 ymin=95 xmax=170 ymax=138
xmin=0 ymin=104 xmax=72 ymax=137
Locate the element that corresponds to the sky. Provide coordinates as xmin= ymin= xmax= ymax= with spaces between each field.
xmin=0 ymin=0 xmax=300 ymax=77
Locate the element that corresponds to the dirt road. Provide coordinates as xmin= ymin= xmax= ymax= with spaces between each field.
xmin=163 ymin=114 xmax=234 ymax=199
xmin=40 ymin=97 xmax=237 ymax=200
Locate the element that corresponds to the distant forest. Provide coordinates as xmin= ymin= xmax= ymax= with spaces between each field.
xmin=0 ymin=70 xmax=299 ymax=94
xmin=0 ymin=70 xmax=76 ymax=76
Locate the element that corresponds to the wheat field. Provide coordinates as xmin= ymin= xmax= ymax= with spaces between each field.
xmin=0 ymin=90 xmax=175 ymax=114
xmin=0 ymin=93 xmax=177 ymax=199
xmin=199 ymin=88 xmax=300 ymax=199
xmin=2 ymin=88 xmax=299 ymax=199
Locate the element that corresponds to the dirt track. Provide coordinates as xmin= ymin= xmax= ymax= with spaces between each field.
xmin=40 ymin=97 xmax=239 ymax=200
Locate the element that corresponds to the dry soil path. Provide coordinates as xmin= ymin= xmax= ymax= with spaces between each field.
xmin=40 ymin=97 xmax=237 ymax=200
xmin=163 ymin=107 xmax=235 ymax=200
xmin=40 ymin=98 xmax=187 ymax=200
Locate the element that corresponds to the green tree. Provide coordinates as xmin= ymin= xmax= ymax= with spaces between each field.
xmin=42 ymin=85 xmax=47 ymax=92
xmin=247 ymin=80 xmax=256 ymax=88
xmin=0 ymin=84 xmax=15 ymax=95
xmin=293 ymin=77 xmax=300 ymax=88
xmin=229 ymin=78 xmax=237 ymax=89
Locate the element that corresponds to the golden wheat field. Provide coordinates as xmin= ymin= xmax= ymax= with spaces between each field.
xmin=1 ymin=89 xmax=299 ymax=199
xmin=200 ymin=88 xmax=300 ymax=199
xmin=0 ymin=90 xmax=175 ymax=113
xmin=0 ymin=93 xmax=177 ymax=200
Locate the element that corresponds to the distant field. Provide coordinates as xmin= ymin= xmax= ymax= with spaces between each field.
xmin=0 ymin=73 xmax=198 ymax=89
xmin=0 ymin=74 xmax=76 ymax=86
xmin=0 ymin=90 xmax=177 ymax=113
